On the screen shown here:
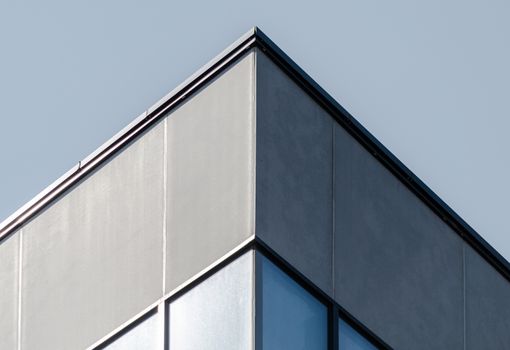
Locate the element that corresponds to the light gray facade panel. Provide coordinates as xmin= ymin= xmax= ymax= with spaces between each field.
xmin=2 ymin=29 xmax=510 ymax=350
xmin=255 ymin=51 xmax=333 ymax=296
xmin=334 ymin=124 xmax=464 ymax=350
xmin=0 ymin=233 xmax=19 ymax=350
xmin=466 ymin=245 xmax=510 ymax=349
xmin=165 ymin=51 xmax=255 ymax=293
xmin=21 ymin=122 xmax=165 ymax=350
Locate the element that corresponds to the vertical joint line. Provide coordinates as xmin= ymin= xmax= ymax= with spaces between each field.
xmin=462 ymin=244 xmax=466 ymax=350
xmin=17 ymin=229 xmax=23 ymax=350
xmin=251 ymin=48 xmax=257 ymax=237
xmin=331 ymin=123 xmax=335 ymax=297
xmin=162 ymin=118 xmax=168 ymax=296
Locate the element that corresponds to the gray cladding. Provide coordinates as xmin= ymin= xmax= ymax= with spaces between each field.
xmin=254 ymin=50 xmax=469 ymax=348
xmin=466 ymin=245 xmax=510 ymax=349
xmin=165 ymin=51 xmax=255 ymax=293
xmin=255 ymin=51 xmax=333 ymax=296
xmin=21 ymin=122 xmax=165 ymax=350
xmin=2 ymin=33 xmax=510 ymax=350
xmin=334 ymin=124 xmax=464 ymax=349
xmin=0 ymin=233 xmax=19 ymax=350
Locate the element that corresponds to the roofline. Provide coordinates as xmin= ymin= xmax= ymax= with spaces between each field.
xmin=0 ymin=27 xmax=257 ymax=238
xmin=1 ymin=27 xmax=509 ymax=285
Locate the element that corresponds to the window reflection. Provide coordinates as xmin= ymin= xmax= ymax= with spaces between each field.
xmin=103 ymin=313 xmax=160 ymax=350
xmin=339 ymin=319 xmax=377 ymax=350
xmin=169 ymin=251 xmax=254 ymax=350
xmin=259 ymin=254 xmax=328 ymax=350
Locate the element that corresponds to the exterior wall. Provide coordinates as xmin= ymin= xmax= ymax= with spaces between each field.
xmin=0 ymin=232 xmax=19 ymax=350
xmin=256 ymin=51 xmax=334 ymax=296
xmin=165 ymin=51 xmax=256 ymax=293
xmin=5 ymin=50 xmax=256 ymax=350
xmin=465 ymin=244 xmax=510 ymax=349
xmin=254 ymin=49 xmax=510 ymax=349
xmin=21 ymin=122 xmax=166 ymax=350
xmin=1 ymin=40 xmax=510 ymax=350
xmin=334 ymin=124 xmax=464 ymax=349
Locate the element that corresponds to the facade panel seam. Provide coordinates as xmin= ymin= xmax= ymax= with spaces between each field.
xmin=252 ymin=48 xmax=257 ymax=238
xmin=252 ymin=48 xmax=257 ymax=350
xmin=17 ymin=228 xmax=22 ymax=350
xmin=331 ymin=121 xmax=335 ymax=297
xmin=162 ymin=118 xmax=168 ymax=296
xmin=463 ymin=244 xmax=466 ymax=350
xmin=1 ymin=28 xmax=508 ymax=290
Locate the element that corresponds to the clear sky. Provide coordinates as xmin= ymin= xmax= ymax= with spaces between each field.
xmin=1 ymin=0 xmax=509 ymax=259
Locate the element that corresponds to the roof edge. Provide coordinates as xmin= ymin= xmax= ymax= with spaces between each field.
xmin=0 ymin=27 xmax=258 ymax=237
xmin=1 ymin=26 xmax=509 ymax=286
xmin=253 ymin=27 xmax=510 ymax=283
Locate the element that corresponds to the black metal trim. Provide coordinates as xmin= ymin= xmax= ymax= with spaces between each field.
xmin=330 ymin=304 xmax=340 ymax=350
xmin=253 ymin=238 xmax=392 ymax=350
xmin=251 ymin=27 xmax=510 ymax=286
xmin=89 ymin=237 xmax=392 ymax=350
xmin=2 ymin=26 xmax=509 ymax=288
xmin=254 ymin=249 xmax=263 ymax=350
xmin=337 ymin=305 xmax=385 ymax=349
xmin=164 ymin=300 xmax=170 ymax=350
xmin=164 ymin=243 xmax=255 ymax=304
xmin=0 ymin=35 xmax=257 ymax=241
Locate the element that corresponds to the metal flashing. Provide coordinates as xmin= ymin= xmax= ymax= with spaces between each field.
xmin=0 ymin=28 xmax=257 ymax=239
xmin=251 ymin=28 xmax=510 ymax=286
xmin=0 ymin=26 xmax=508 ymax=290
xmin=87 ymin=236 xmax=392 ymax=350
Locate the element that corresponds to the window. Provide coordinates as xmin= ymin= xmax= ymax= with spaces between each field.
xmin=258 ymin=253 xmax=328 ymax=350
xmin=168 ymin=251 xmax=254 ymax=350
xmin=103 ymin=313 xmax=160 ymax=350
xmin=94 ymin=249 xmax=385 ymax=350
xmin=339 ymin=318 xmax=377 ymax=350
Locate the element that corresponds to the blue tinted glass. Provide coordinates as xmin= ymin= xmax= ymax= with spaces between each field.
xmin=339 ymin=319 xmax=377 ymax=350
xmin=260 ymin=254 xmax=327 ymax=350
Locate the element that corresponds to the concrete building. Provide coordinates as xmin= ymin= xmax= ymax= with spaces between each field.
xmin=1 ymin=27 xmax=509 ymax=350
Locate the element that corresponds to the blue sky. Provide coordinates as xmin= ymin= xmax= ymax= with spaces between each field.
xmin=1 ymin=0 xmax=509 ymax=259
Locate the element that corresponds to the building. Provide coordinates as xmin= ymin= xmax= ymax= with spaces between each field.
xmin=1 ymin=27 xmax=509 ymax=350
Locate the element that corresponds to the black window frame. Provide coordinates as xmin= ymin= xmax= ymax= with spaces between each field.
xmin=92 ymin=238 xmax=391 ymax=350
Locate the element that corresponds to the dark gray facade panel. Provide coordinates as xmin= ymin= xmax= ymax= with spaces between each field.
xmin=21 ymin=122 xmax=165 ymax=350
xmin=255 ymin=51 xmax=333 ymax=296
xmin=334 ymin=124 xmax=464 ymax=350
xmin=165 ymin=51 xmax=255 ymax=293
xmin=0 ymin=232 xmax=19 ymax=350
xmin=466 ymin=245 xmax=510 ymax=349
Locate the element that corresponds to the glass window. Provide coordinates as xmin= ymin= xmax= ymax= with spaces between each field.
xmin=169 ymin=251 xmax=254 ymax=350
xmin=339 ymin=319 xmax=377 ymax=350
xmin=259 ymin=254 xmax=327 ymax=350
xmin=103 ymin=313 xmax=160 ymax=350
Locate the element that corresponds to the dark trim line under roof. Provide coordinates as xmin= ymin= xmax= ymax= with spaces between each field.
xmin=1 ymin=27 xmax=508 ymax=285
